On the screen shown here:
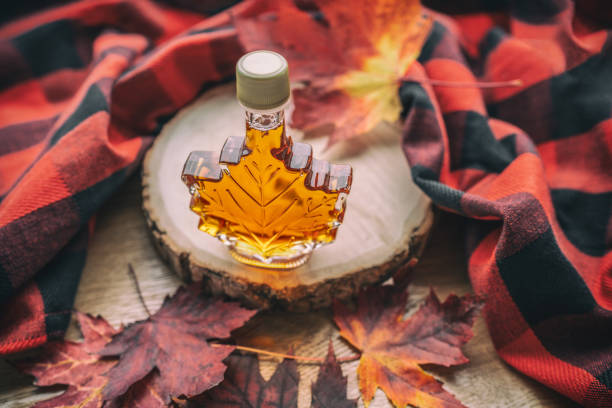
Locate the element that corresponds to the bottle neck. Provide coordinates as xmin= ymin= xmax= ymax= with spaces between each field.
xmin=245 ymin=108 xmax=285 ymax=131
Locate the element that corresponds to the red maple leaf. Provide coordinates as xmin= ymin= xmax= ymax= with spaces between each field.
xmin=311 ymin=341 xmax=356 ymax=408
xmin=234 ymin=0 xmax=432 ymax=145
xmin=188 ymin=353 xmax=299 ymax=407
xmin=108 ymin=370 xmax=167 ymax=408
xmin=334 ymin=285 xmax=484 ymax=408
xmin=15 ymin=312 xmax=118 ymax=408
xmin=99 ymin=285 xmax=257 ymax=404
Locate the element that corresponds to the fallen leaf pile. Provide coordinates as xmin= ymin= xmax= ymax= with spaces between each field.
xmin=14 ymin=281 xmax=482 ymax=408
xmin=235 ymin=0 xmax=432 ymax=145
xmin=334 ymin=285 xmax=484 ymax=408
xmin=16 ymin=285 xmax=257 ymax=408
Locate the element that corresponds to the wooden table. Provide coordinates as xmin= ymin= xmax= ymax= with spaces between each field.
xmin=0 ymin=174 xmax=579 ymax=408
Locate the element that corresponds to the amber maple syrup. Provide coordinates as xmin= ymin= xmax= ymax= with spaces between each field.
xmin=181 ymin=50 xmax=352 ymax=269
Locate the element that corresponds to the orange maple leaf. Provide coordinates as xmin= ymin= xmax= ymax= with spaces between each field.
xmin=235 ymin=0 xmax=432 ymax=146
xmin=334 ymin=285 xmax=484 ymax=408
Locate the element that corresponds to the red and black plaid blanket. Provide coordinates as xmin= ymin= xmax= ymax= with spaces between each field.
xmin=1 ymin=0 xmax=610 ymax=405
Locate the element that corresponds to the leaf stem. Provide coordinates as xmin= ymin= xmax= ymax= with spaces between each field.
xmin=127 ymin=263 xmax=152 ymax=318
xmin=210 ymin=343 xmax=360 ymax=364
xmin=401 ymin=77 xmax=523 ymax=88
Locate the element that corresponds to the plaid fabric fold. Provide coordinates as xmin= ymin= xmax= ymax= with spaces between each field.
xmin=402 ymin=0 xmax=612 ymax=405
xmin=0 ymin=0 xmax=256 ymax=353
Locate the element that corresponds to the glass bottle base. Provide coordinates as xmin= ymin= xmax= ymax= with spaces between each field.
xmin=229 ymin=248 xmax=310 ymax=269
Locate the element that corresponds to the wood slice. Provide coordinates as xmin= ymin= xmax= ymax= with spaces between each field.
xmin=142 ymin=83 xmax=433 ymax=311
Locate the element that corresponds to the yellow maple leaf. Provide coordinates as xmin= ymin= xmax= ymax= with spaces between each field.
xmin=235 ymin=0 xmax=432 ymax=145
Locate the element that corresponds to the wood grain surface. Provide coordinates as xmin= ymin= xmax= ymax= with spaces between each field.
xmin=0 ymin=175 xmax=579 ymax=408
xmin=142 ymin=83 xmax=433 ymax=310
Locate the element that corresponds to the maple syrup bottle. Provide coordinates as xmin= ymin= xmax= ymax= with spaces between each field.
xmin=182 ymin=50 xmax=352 ymax=269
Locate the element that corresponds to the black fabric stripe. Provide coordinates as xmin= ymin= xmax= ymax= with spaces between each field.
xmin=417 ymin=21 xmax=446 ymax=64
xmin=446 ymin=110 xmax=516 ymax=173
xmin=50 ymin=83 xmax=108 ymax=145
xmin=0 ymin=116 xmax=57 ymax=155
xmin=498 ymin=227 xmax=595 ymax=325
xmin=159 ymin=0 xmax=240 ymax=16
xmin=549 ymin=51 xmax=612 ymax=141
xmin=551 ymin=189 xmax=612 ymax=257
xmin=510 ymin=0 xmax=568 ymax=24
xmin=0 ymin=196 xmax=81 ymax=304
xmin=0 ymin=39 xmax=32 ymax=90
xmin=0 ymin=263 xmax=14 ymax=305
xmin=0 ymin=0 xmax=73 ymax=25
xmin=598 ymin=366 xmax=612 ymax=390
xmin=11 ymin=19 xmax=86 ymax=78
xmin=399 ymin=81 xmax=435 ymax=117
xmin=423 ymin=0 xmax=510 ymax=14
xmin=411 ymin=165 xmax=464 ymax=213
xmin=533 ymin=306 xmax=612 ymax=389
xmin=72 ymin=167 xmax=128 ymax=223
xmin=35 ymin=225 xmax=88 ymax=336
xmin=479 ymin=27 xmax=506 ymax=60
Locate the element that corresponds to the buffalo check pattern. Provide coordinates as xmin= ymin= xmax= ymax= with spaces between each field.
xmin=0 ymin=0 xmax=251 ymax=353
xmin=0 ymin=0 xmax=611 ymax=406
xmin=402 ymin=0 xmax=612 ymax=406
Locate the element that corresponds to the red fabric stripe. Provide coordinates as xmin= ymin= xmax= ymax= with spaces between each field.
xmin=447 ymin=168 xmax=494 ymax=198
xmin=452 ymin=12 xmax=509 ymax=57
xmin=484 ymin=37 xmax=558 ymax=102
xmin=0 ymin=154 xmax=71 ymax=228
xmin=488 ymin=118 xmax=527 ymax=141
xmin=37 ymin=68 xmax=90 ymax=104
xmin=512 ymin=7 xmax=607 ymax=66
xmin=0 ymin=80 xmax=70 ymax=128
xmin=153 ymin=30 xmax=241 ymax=108
xmin=499 ymin=328 xmax=595 ymax=403
xmin=55 ymin=111 xmax=144 ymax=192
xmin=423 ymin=58 xmax=487 ymax=115
xmin=112 ymin=28 xmax=242 ymax=132
xmin=538 ymin=119 xmax=612 ymax=194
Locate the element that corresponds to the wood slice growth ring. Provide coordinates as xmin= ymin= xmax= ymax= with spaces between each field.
xmin=142 ymin=83 xmax=433 ymax=311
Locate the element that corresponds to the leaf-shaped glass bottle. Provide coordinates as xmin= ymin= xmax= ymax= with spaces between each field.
xmin=181 ymin=50 xmax=352 ymax=269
